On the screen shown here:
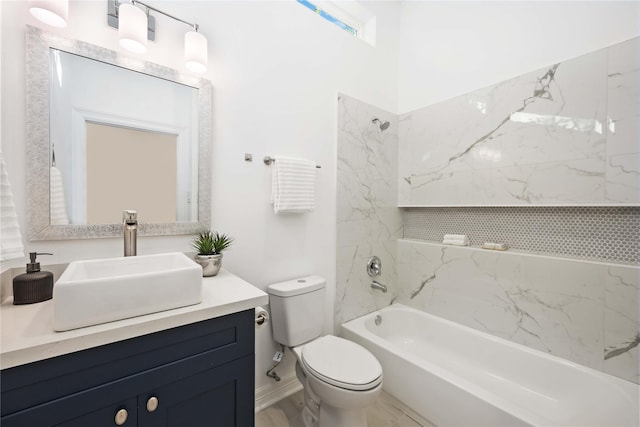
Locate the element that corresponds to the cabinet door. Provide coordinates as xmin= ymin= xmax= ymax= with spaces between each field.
xmin=139 ymin=355 xmax=255 ymax=427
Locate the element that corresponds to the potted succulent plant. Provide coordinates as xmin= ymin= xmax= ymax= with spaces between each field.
xmin=192 ymin=230 xmax=234 ymax=277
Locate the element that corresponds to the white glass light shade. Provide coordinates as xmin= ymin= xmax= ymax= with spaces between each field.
xmin=29 ymin=0 xmax=68 ymax=28
xmin=118 ymin=3 xmax=147 ymax=54
xmin=185 ymin=31 xmax=208 ymax=73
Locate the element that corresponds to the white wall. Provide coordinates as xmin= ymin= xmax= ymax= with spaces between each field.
xmin=0 ymin=0 xmax=400 ymax=398
xmin=398 ymin=1 xmax=640 ymax=113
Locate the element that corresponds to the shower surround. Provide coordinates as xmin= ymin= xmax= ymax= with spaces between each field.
xmin=336 ymin=36 xmax=639 ymax=386
xmin=335 ymin=94 xmax=401 ymax=328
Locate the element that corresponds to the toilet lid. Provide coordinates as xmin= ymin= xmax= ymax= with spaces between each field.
xmin=301 ymin=336 xmax=382 ymax=391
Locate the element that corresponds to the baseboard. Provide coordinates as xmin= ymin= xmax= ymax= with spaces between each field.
xmin=254 ymin=373 xmax=302 ymax=413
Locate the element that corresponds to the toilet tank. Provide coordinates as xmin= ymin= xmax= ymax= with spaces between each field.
xmin=267 ymin=276 xmax=326 ymax=346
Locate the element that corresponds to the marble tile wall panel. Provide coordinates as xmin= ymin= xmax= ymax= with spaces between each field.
xmin=604 ymin=265 xmax=640 ymax=383
xmin=606 ymin=38 xmax=640 ymax=204
xmin=336 ymin=94 xmax=402 ymax=328
xmin=397 ymin=239 xmax=640 ymax=383
xmin=399 ymin=37 xmax=640 ymax=206
xmin=336 ymin=241 xmax=399 ymax=328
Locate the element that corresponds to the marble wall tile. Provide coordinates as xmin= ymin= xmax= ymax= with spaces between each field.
xmin=606 ymin=38 xmax=640 ymax=204
xmin=397 ymin=239 xmax=639 ymax=383
xmin=336 ymin=94 xmax=402 ymax=328
xmin=336 ymin=241 xmax=398 ymax=327
xmin=604 ymin=265 xmax=640 ymax=383
xmin=408 ymin=158 xmax=607 ymax=205
xmin=400 ymin=37 xmax=639 ymax=206
xmin=397 ymin=114 xmax=412 ymax=205
xmin=494 ymin=159 xmax=606 ymax=204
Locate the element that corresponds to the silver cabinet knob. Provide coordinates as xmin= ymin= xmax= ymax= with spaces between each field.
xmin=146 ymin=396 xmax=159 ymax=412
xmin=114 ymin=408 xmax=128 ymax=425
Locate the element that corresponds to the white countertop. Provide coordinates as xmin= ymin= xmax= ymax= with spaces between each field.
xmin=0 ymin=269 xmax=268 ymax=370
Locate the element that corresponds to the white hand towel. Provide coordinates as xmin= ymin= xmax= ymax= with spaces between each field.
xmin=271 ymin=156 xmax=316 ymax=214
xmin=0 ymin=151 xmax=25 ymax=261
xmin=50 ymin=166 xmax=69 ymax=225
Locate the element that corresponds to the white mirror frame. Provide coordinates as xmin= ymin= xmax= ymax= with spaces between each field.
xmin=26 ymin=25 xmax=211 ymax=240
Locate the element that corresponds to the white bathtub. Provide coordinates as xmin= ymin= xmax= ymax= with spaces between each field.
xmin=342 ymin=304 xmax=639 ymax=427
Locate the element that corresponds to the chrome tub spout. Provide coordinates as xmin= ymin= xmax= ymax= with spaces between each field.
xmin=371 ymin=280 xmax=388 ymax=293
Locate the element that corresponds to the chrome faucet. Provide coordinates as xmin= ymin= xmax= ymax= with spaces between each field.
xmin=371 ymin=280 xmax=388 ymax=293
xmin=123 ymin=210 xmax=137 ymax=257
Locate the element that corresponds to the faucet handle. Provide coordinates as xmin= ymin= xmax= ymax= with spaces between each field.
xmin=367 ymin=256 xmax=381 ymax=277
xmin=123 ymin=210 xmax=137 ymax=224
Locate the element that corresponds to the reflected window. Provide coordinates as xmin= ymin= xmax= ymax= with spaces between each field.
xmin=509 ymin=112 xmax=603 ymax=134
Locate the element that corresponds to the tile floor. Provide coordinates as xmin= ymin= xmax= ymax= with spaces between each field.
xmin=255 ymin=389 xmax=435 ymax=427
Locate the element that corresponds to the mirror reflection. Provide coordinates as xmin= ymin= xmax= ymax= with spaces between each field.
xmin=49 ymin=49 xmax=199 ymax=225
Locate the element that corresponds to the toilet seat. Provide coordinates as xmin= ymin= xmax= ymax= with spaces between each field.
xmin=300 ymin=335 xmax=382 ymax=391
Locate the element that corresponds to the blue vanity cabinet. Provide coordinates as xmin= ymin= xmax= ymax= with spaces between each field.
xmin=0 ymin=309 xmax=255 ymax=427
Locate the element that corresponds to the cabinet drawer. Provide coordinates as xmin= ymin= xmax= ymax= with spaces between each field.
xmin=1 ymin=309 xmax=254 ymax=416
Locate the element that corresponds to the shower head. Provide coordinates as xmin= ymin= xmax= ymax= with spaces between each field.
xmin=372 ymin=118 xmax=390 ymax=131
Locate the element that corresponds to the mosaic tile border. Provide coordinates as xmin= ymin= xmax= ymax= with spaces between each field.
xmin=402 ymin=206 xmax=640 ymax=264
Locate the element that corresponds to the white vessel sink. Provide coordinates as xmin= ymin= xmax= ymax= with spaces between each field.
xmin=53 ymin=252 xmax=202 ymax=331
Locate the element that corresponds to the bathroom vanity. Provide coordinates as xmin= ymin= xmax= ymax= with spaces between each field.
xmin=0 ymin=269 xmax=268 ymax=426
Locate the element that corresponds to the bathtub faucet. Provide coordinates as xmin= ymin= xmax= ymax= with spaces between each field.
xmin=371 ymin=280 xmax=388 ymax=293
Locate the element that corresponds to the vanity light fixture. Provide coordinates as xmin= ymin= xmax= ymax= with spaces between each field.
xmin=108 ymin=0 xmax=208 ymax=73
xmin=117 ymin=2 xmax=148 ymax=54
xmin=184 ymin=30 xmax=208 ymax=74
xmin=29 ymin=0 xmax=69 ymax=28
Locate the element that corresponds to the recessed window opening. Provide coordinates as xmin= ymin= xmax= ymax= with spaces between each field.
xmin=297 ymin=0 xmax=376 ymax=46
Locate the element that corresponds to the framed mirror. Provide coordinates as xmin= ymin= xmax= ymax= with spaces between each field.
xmin=26 ymin=25 xmax=211 ymax=240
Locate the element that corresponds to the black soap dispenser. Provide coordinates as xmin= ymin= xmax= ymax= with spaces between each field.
xmin=13 ymin=252 xmax=54 ymax=305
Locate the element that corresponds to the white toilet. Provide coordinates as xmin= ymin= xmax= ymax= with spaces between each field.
xmin=268 ymin=276 xmax=383 ymax=427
